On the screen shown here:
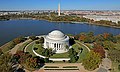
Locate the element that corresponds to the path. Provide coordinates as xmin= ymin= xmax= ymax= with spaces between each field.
xmin=24 ymin=41 xmax=35 ymax=52
xmin=36 ymin=63 xmax=100 ymax=72
xmin=9 ymin=40 xmax=30 ymax=54
xmin=76 ymin=40 xmax=90 ymax=51
xmin=24 ymin=35 xmax=45 ymax=53
xmin=98 ymin=50 xmax=112 ymax=72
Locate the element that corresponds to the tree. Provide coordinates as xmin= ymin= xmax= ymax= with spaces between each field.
xmin=118 ymin=21 xmax=120 ymax=26
xmin=35 ymin=41 xmax=40 ymax=44
xmin=103 ymin=41 xmax=115 ymax=50
xmin=70 ymin=54 xmax=77 ymax=63
xmin=69 ymin=48 xmax=78 ymax=63
xmin=0 ymin=49 xmax=3 ymax=56
xmin=15 ymin=51 xmax=32 ymax=64
xmin=39 ymin=37 xmax=44 ymax=43
xmin=26 ymin=57 xmax=38 ymax=68
xmin=13 ymin=36 xmax=26 ymax=45
xmin=82 ymin=51 xmax=102 ymax=71
xmin=0 ymin=53 xmax=14 ymax=72
xmin=69 ymin=38 xmax=75 ymax=45
xmin=79 ymin=34 xmax=86 ymax=41
xmin=108 ymin=49 xmax=120 ymax=62
xmin=44 ymin=49 xmax=49 ymax=57
xmin=29 ymin=35 xmax=38 ymax=41
xmin=48 ymin=48 xmax=53 ymax=56
xmin=93 ymin=43 xmax=105 ymax=58
xmin=44 ymin=58 xmax=49 ymax=63
xmin=118 ymin=64 xmax=120 ymax=71
xmin=87 ymin=32 xmax=94 ymax=37
xmin=13 ymin=37 xmax=21 ymax=44
xmin=66 ymin=45 xmax=69 ymax=50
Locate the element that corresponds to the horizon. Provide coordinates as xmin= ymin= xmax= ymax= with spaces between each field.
xmin=0 ymin=0 xmax=120 ymax=11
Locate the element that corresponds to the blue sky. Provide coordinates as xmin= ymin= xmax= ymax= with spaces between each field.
xmin=0 ymin=0 xmax=120 ymax=10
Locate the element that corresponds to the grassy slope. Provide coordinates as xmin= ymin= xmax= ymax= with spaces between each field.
xmin=111 ymin=42 xmax=120 ymax=72
xmin=73 ymin=41 xmax=89 ymax=62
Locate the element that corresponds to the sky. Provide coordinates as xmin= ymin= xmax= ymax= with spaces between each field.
xmin=0 ymin=0 xmax=120 ymax=10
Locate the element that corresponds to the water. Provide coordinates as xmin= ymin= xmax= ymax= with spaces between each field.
xmin=0 ymin=19 xmax=120 ymax=46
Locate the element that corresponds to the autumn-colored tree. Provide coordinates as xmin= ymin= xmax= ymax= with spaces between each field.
xmin=26 ymin=57 xmax=38 ymax=68
xmin=103 ymin=33 xmax=109 ymax=39
xmin=13 ymin=36 xmax=26 ymax=45
xmin=13 ymin=37 xmax=21 ymax=44
xmin=15 ymin=51 xmax=32 ymax=64
xmin=79 ymin=34 xmax=86 ymax=41
xmin=93 ymin=43 xmax=105 ymax=58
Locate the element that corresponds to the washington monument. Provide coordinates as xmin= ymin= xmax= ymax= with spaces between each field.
xmin=58 ymin=3 xmax=60 ymax=16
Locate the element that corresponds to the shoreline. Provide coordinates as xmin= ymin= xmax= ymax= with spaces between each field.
xmin=6 ymin=18 xmax=120 ymax=29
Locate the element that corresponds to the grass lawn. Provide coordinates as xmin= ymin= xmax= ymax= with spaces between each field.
xmin=73 ymin=41 xmax=89 ymax=63
xmin=115 ymin=43 xmax=120 ymax=50
xmin=34 ymin=43 xmax=69 ymax=58
xmin=17 ymin=40 xmax=32 ymax=51
xmin=78 ymin=44 xmax=89 ymax=62
xmin=111 ymin=62 xmax=120 ymax=72
xmin=50 ymin=52 xmax=69 ymax=58
xmin=84 ymin=43 xmax=94 ymax=49
xmin=72 ymin=43 xmax=82 ymax=53
xmin=26 ymin=42 xmax=36 ymax=56
xmin=24 ymin=40 xmax=89 ymax=61
xmin=1 ymin=41 xmax=15 ymax=53
xmin=34 ymin=43 xmax=44 ymax=55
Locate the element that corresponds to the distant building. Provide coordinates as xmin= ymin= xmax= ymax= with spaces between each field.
xmin=83 ymin=15 xmax=120 ymax=23
xmin=44 ymin=30 xmax=70 ymax=53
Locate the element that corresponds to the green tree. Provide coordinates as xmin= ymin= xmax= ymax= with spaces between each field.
xmin=48 ymin=48 xmax=53 ymax=56
xmin=118 ymin=21 xmax=120 ymax=26
xmin=39 ymin=37 xmax=44 ymax=43
xmin=69 ymin=48 xmax=78 ymax=63
xmin=108 ymin=49 xmax=120 ymax=62
xmin=35 ymin=41 xmax=40 ymax=44
xmin=0 ymin=53 xmax=13 ymax=72
xmin=103 ymin=41 xmax=115 ymax=50
xmin=118 ymin=65 xmax=120 ymax=71
xmin=82 ymin=51 xmax=102 ymax=71
xmin=44 ymin=58 xmax=49 ymax=63
xmin=29 ymin=35 xmax=38 ymax=41
xmin=0 ymin=49 xmax=3 ymax=56
xmin=66 ymin=45 xmax=69 ymax=50
xmin=44 ymin=49 xmax=49 ymax=57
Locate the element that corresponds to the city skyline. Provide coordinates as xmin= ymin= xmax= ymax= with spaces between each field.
xmin=0 ymin=0 xmax=120 ymax=10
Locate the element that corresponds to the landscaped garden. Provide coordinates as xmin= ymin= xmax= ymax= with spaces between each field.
xmin=25 ymin=42 xmax=35 ymax=56
xmin=50 ymin=52 xmax=69 ymax=58
xmin=25 ymin=38 xmax=90 ymax=63
xmin=72 ymin=41 xmax=89 ymax=62
xmin=17 ymin=40 xmax=32 ymax=51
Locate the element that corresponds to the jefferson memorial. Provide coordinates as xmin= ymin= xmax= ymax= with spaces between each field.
xmin=44 ymin=30 xmax=70 ymax=53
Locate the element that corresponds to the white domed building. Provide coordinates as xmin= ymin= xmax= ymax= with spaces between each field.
xmin=44 ymin=30 xmax=70 ymax=53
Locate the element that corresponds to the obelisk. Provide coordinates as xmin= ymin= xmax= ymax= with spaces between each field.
xmin=58 ymin=3 xmax=60 ymax=16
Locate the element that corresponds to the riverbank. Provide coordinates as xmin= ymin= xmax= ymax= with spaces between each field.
xmin=6 ymin=18 xmax=120 ymax=29
xmin=0 ymin=18 xmax=120 ymax=29
xmin=49 ymin=20 xmax=120 ymax=29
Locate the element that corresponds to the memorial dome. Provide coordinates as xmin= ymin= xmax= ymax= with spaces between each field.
xmin=47 ymin=30 xmax=65 ymax=40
